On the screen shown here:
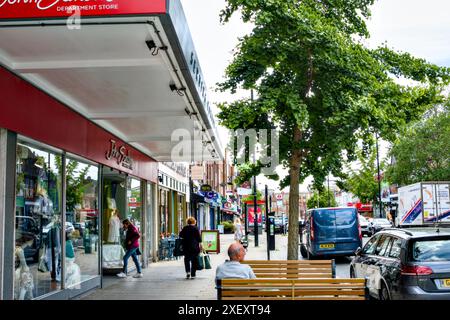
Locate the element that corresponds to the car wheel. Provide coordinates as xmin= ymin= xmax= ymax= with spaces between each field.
xmin=300 ymin=244 xmax=308 ymax=258
xmin=379 ymin=282 xmax=391 ymax=300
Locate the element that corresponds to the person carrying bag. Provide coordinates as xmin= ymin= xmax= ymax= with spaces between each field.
xmin=179 ymin=217 xmax=202 ymax=279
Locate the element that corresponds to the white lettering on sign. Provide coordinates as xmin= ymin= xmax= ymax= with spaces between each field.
xmin=105 ymin=139 xmax=134 ymax=170
xmin=0 ymin=0 xmax=115 ymax=11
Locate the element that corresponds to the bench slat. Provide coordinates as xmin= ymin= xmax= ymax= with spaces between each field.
xmin=222 ymin=289 xmax=366 ymax=296
xmin=221 ymin=278 xmax=365 ymax=284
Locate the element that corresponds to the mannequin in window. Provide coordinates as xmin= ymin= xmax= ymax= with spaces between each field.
xmin=108 ymin=209 xmax=121 ymax=244
xmin=15 ymin=235 xmax=35 ymax=300
xmin=45 ymin=215 xmax=61 ymax=281
xmin=33 ymin=184 xmax=54 ymax=218
xmin=65 ymin=232 xmax=81 ymax=289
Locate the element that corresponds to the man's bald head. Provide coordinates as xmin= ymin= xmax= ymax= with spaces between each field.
xmin=228 ymin=242 xmax=245 ymax=262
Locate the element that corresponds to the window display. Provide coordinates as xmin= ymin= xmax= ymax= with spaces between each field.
xmin=15 ymin=142 xmax=62 ymax=300
xmin=65 ymin=157 xmax=99 ymax=287
xmin=102 ymin=170 xmax=127 ymax=270
xmin=127 ymin=178 xmax=142 ymax=273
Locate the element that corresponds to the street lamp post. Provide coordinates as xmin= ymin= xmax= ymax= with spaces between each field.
xmin=376 ymin=132 xmax=383 ymax=218
xmin=327 ymin=175 xmax=331 ymax=207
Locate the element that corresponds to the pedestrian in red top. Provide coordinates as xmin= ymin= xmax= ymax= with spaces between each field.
xmin=117 ymin=219 xmax=142 ymax=278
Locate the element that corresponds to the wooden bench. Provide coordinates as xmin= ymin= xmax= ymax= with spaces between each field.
xmin=217 ymin=278 xmax=368 ymax=300
xmin=242 ymin=260 xmax=336 ymax=279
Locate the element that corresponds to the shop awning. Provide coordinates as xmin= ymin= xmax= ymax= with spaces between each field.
xmin=221 ymin=209 xmax=238 ymax=215
xmin=0 ymin=0 xmax=223 ymax=162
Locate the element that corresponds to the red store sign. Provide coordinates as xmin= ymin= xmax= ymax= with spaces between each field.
xmin=0 ymin=0 xmax=166 ymax=20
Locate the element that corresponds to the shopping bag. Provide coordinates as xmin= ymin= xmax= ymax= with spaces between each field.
xmin=174 ymin=238 xmax=184 ymax=257
xmin=204 ymin=252 xmax=211 ymax=270
xmin=196 ymin=253 xmax=205 ymax=271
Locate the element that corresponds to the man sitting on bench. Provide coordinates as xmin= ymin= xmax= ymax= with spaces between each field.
xmin=215 ymin=242 xmax=256 ymax=284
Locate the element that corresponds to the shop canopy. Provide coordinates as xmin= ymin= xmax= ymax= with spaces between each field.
xmin=0 ymin=0 xmax=222 ymax=162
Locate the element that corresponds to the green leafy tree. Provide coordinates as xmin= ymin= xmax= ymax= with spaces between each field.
xmin=307 ymin=190 xmax=337 ymax=209
xmin=385 ymin=107 xmax=450 ymax=186
xmin=337 ymin=147 xmax=381 ymax=204
xmin=55 ymin=157 xmax=91 ymax=212
xmin=217 ymin=0 xmax=449 ymax=259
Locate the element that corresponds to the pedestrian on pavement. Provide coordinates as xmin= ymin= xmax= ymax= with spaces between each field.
xmin=117 ymin=219 xmax=143 ymax=278
xmin=215 ymin=242 xmax=256 ymax=284
xmin=233 ymin=217 xmax=243 ymax=242
xmin=179 ymin=217 xmax=202 ymax=279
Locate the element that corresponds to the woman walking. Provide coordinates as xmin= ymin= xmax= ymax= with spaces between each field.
xmin=116 ymin=219 xmax=142 ymax=278
xmin=234 ymin=217 xmax=244 ymax=242
xmin=179 ymin=217 xmax=202 ymax=279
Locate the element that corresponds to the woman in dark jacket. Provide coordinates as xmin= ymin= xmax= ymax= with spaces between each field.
xmin=179 ymin=217 xmax=202 ymax=279
xmin=117 ymin=219 xmax=142 ymax=278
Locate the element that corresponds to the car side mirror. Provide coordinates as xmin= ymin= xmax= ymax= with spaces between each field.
xmin=355 ymin=247 xmax=362 ymax=256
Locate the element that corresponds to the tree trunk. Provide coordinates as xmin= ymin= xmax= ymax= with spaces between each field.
xmin=287 ymin=126 xmax=303 ymax=260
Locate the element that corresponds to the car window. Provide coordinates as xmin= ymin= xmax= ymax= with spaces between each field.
xmin=380 ymin=237 xmax=394 ymax=257
xmin=314 ymin=210 xmax=335 ymax=227
xmin=410 ymin=238 xmax=450 ymax=262
xmin=335 ymin=209 xmax=356 ymax=226
xmin=375 ymin=235 xmax=392 ymax=256
xmin=388 ymin=238 xmax=402 ymax=259
xmin=363 ymin=234 xmax=380 ymax=255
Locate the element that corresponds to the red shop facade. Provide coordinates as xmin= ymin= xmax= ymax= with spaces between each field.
xmin=0 ymin=63 xmax=160 ymax=300
xmin=0 ymin=0 xmax=172 ymax=300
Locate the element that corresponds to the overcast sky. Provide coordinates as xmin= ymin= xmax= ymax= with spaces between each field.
xmin=180 ymin=0 xmax=450 ymax=192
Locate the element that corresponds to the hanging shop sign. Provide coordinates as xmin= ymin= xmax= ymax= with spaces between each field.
xmin=201 ymin=230 xmax=220 ymax=254
xmin=0 ymin=0 xmax=166 ymax=20
xmin=200 ymin=184 xmax=212 ymax=192
xmin=190 ymin=166 xmax=204 ymax=180
xmin=105 ymin=139 xmax=134 ymax=170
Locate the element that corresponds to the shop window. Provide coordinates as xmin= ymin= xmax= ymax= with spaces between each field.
xmin=127 ymin=177 xmax=142 ymax=232
xmin=65 ymin=156 xmax=99 ymax=287
xmin=126 ymin=177 xmax=142 ymax=272
xmin=14 ymin=142 xmax=62 ymax=300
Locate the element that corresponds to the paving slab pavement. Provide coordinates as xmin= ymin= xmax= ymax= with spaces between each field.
xmin=78 ymin=232 xmax=288 ymax=300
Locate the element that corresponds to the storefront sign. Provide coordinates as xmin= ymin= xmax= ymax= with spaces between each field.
xmin=163 ymin=162 xmax=188 ymax=178
xmin=105 ymin=139 xmax=134 ymax=170
xmin=0 ymin=0 xmax=166 ymax=19
xmin=201 ymin=230 xmax=220 ymax=254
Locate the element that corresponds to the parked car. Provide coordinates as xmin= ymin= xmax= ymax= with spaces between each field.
xmin=350 ymin=228 xmax=450 ymax=300
xmin=300 ymin=207 xmax=362 ymax=259
xmin=369 ymin=218 xmax=393 ymax=236
xmin=15 ymin=216 xmax=41 ymax=262
xmin=358 ymin=215 xmax=370 ymax=236
xmin=274 ymin=217 xmax=288 ymax=233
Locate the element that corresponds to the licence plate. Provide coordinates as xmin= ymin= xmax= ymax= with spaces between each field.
xmin=319 ymin=243 xmax=335 ymax=249
xmin=443 ymin=279 xmax=450 ymax=287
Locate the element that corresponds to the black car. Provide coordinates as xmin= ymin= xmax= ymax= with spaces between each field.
xmin=368 ymin=218 xmax=392 ymax=236
xmin=15 ymin=216 xmax=41 ymax=262
xmin=350 ymin=227 xmax=450 ymax=300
